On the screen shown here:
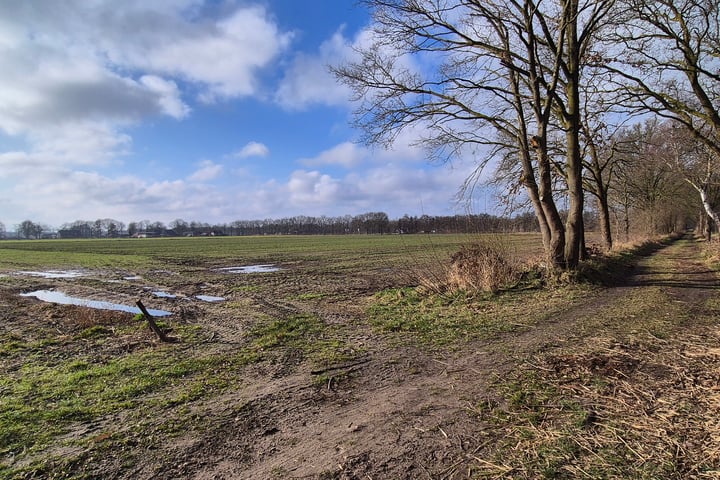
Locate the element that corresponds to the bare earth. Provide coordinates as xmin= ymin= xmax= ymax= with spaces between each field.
xmin=3 ymin=234 xmax=720 ymax=478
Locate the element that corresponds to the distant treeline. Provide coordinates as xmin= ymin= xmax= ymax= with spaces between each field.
xmin=32 ymin=212 xmax=552 ymax=239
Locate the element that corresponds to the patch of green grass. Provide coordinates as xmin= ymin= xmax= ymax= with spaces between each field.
xmin=474 ymin=370 xmax=599 ymax=478
xmin=232 ymin=285 xmax=262 ymax=293
xmin=312 ymin=369 xmax=352 ymax=389
xmin=0 ymin=350 xmax=229 ymax=460
xmin=0 ymin=334 xmax=27 ymax=356
xmin=76 ymin=325 xmax=111 ymax=339
xmin=156 ymin=375 xmax=230 ymax=409
xmin=247 ymin=315 xmax=360 ymax=370
xmin=250 ymin=314 xmax=321 ymax=350
xmin=0 ymin=233 xmax=535 ymax=274
xmin=368 ymin=287 xmax=521 ymax=345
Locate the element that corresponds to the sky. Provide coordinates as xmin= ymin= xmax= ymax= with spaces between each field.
xmin=0 ymin=0 xmax=491 ymax=229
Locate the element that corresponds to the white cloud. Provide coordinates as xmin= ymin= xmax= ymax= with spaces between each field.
xmin=287 ymin=170 xmax=345 ymax=205
xmin=236 ymin=141 xmax=270 ymax=159
xmin=0 ymin=157 xmax=476 ymax=227
xmin=275 ymin=28 xmax=355 ymax=110
xmin=299 ymin=141 xmax=367 ymax=168
xmin=139 ymin=75 xmax=190 ymax=119
xmin=0 ymin=3 xmax=484 ymax=228
xmin=275 ymin=24 xmax=420 ymax=111
xmin=118 ymin=5 xmax=294 ymax=102
xmin=188 ymin=160 xmax=223 ymax=182
xmin=0 ymin=1 xmax=291 ymax=164
xmin=234 ymin=162 xmax=471 ymax=219
xmin=0 ymin=0 xmax=300 ymax=227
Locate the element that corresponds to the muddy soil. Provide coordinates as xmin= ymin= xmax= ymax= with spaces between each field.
xmin=2 ymin=234 xmax=720 ymax=478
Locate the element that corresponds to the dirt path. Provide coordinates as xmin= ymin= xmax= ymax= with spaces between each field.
xmin=141 ymin=235 xmax=719 ymax=479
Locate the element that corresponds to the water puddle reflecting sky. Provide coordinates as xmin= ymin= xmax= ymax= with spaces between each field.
xmin=17 ymin=270 xmax=84 ymax=279
xmin=152 ymin=291 xmax=177 ymax=299
xmin=20 ymin=290 xmax=172 ymax=317
xmin=217 ymin=264 xmax=280 ymax=274
xmin=195 ymin=295 xmax=225 ymax=302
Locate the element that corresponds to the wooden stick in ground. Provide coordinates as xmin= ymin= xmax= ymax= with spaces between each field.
xmin=136 ymin=300 xmax=172 ymax=342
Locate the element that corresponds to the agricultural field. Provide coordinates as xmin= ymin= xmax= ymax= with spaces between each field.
xmin=1 ymin=233 xmax=719 ymax=478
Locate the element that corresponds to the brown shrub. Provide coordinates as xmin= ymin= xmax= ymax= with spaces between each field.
xmin=445 ymin=240 xmax=519 ymax=294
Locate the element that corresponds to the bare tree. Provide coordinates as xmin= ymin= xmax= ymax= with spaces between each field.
xmin=169 ymin=218 xmax=190 ymax=236
xmin=610 ymin=120 xmax=694 ymax=237
xmin=654 ymin=121 xmax=720 ymax=237
xmin=334 ymin=0 xmax=616 ymax=270
xmin=18 ymin=220 xmax=43 ymax=240
xmin=609 ymin=0 xmax=720 ymax=225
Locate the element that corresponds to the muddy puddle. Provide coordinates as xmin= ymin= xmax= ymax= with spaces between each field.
xmin=152 ymin=291 xmax=178 ymax=299
xmin=16 ymin=270 xmax=85 ymax=279
xmin=151 ymin=291 xmax=224 ymax=302
xmin=217 ymin=264 xmax=280 ymax=274
xmin=194 ymin=295 xmax=225 ymax=302
xmin=21 ymin=290 xmax=172 ymax=317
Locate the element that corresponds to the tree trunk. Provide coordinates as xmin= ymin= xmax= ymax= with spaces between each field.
xmin=563 ymin=0 xmax=584 ymax=270
xmin=533 ymin=133 xmax=566 ymax=269
xmin=698 ymin=187 xmax=720 ymax=230
xmin=597 ymin=194 xmax=613 ymax=251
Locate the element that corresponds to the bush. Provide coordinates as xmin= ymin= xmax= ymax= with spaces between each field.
xmin=446 ymin=241 xmax=520 ymax=293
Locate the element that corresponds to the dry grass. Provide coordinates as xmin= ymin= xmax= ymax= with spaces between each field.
xmin=701 ymin=236 xmax=720 ymax=268
xmin=66 ymin=305 xmax=135 ymax=329
xmin=420 ymin=235 xmax=522 ymax=294
xmin=471 ymin=327 xmax=720 ymax=478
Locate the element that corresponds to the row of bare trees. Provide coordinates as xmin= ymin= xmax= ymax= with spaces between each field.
xmin=9 ymin=212 xmax=547 ymax=239
xmin=335 ymin=0 xmax=720 ymax=271
xmin=59 ymin=219 xmax=127 ymax=238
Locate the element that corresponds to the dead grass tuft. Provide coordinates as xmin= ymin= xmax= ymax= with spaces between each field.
xmin=420 ymin=236 xmax=521 ymax=294
xmin=701 ymin=237 xmax=720 ymax=268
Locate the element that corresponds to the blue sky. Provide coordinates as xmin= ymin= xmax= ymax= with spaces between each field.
xmin=0 ymin=0 xmax=488 ymax=229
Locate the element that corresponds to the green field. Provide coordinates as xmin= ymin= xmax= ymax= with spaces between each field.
xmin=0 ymin=232 xmax=543 ymax=271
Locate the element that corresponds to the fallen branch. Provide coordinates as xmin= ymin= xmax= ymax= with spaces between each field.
xmin=136 ymin=300 xmax=175 ymax=343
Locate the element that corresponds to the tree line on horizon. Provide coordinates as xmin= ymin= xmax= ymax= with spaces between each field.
xmin=4 ymin=212 xmax=553 ymax=239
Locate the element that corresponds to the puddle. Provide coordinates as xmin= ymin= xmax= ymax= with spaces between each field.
xmin=124 ymin=275 xmax=142 ymax=281
xmin=150 ymin=270 xmax=176 ymax=276
xmin=151 ymin=290 xmax=220 ymax=302
xmin=195 ymin=295 xmax=225 ymax=302
xmin=17 ymin=270 xmax=84 ymax=279
xmin=20 ymin=290 xmax=172 ymax=317
xmin=218 ymin=264 xmax=280 ymax=274
xmin=152 ymin=291 xmax=178 ymax=299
